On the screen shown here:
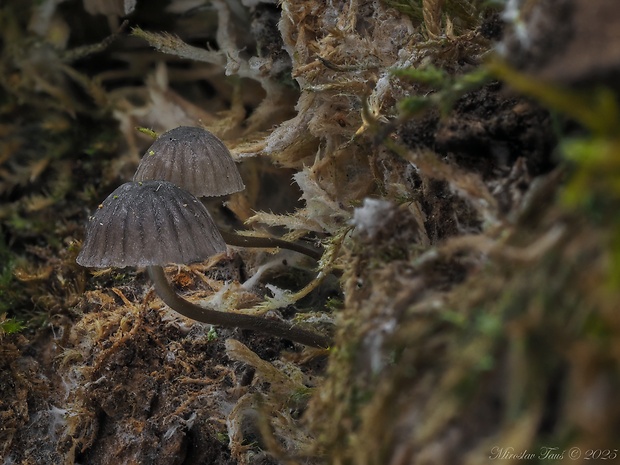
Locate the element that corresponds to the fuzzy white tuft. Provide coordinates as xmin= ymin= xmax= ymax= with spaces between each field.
xmin=351 ymin=198 xmax=395 ymax=240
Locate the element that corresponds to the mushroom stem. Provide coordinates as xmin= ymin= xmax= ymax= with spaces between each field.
xmin=147 ymin=265 xmax=331 ymax=349
xmin=219 ymin=229 xmax=323 ymax=261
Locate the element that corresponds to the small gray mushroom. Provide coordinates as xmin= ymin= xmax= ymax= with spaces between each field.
xmin=76 ymin=180 xmax=330 ymax=349
xmin=76 ymin=180 xmax=226 ymax=268
xmin=134 ymin=126 xmax=322 ymax=260
xmin=134 ymin=126 xmax=245 ymax=197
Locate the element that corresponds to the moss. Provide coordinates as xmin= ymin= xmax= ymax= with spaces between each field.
xmin=395 ymin=66 xmax=492 ymax=117
xmin=0 ymin=315 xmax=23 ymax=335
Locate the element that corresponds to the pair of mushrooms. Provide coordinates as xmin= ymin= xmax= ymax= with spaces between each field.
xmin=76 ymin=127 xmax=330 ymax=349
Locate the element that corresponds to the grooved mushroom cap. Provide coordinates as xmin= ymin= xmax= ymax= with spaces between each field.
xmin=76 ymin=181 xmax=227 ymax=268
xmin=133 ymin=126 xmax=245 ymax=197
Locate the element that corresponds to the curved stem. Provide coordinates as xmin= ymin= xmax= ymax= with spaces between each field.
xmin=219 ymin=229 xmax=322 ymax=261
xmin=147 ymin=265 xmax=331 ymax=349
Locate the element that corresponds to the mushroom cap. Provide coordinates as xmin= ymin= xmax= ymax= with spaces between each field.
xmin=133 ymin=126 xmax=245 ymax=197
xmin=76 ymin=181 xmax=227 ymax=268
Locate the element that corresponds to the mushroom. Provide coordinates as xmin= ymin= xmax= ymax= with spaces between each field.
xmin=134 ymin=126 xmax=245 ymax=198
xmin=134 ymin=126 xmax=322 ymax=260
xmin=76 ymin=180 xmax=330 ymax=349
